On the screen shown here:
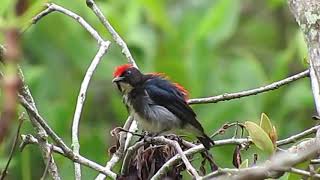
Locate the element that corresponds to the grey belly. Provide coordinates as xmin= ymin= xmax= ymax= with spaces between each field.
xmin=133 ymin=104 xmax=181 ymax=133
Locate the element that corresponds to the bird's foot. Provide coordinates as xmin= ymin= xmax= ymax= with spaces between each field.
xmin=164 ymin=134 xmax=183 ymax=144
xmin=117 ymin=127 xmax=144 ymax=138
xmin=136 ymin=131 xmax=157 ymax=143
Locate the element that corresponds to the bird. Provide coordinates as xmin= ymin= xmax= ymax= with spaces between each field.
xmin=112 ymin=64 xmax=214 ymax=149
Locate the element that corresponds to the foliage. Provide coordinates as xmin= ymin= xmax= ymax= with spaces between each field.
xmin=0 ymin=0 xmax=314 ymax=179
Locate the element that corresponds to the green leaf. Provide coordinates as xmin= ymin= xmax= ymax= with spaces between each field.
xmin=260 ymin=113 xmax=273 ymax=134
xmin=260 ymin=113 xmax=278 ymax=147
xmin=245 ymin=121 xmax=275 ymax=155
xmin=239 ymin=159 xmax=248 ymax=169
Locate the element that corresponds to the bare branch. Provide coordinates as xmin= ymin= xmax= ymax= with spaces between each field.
xmin=277 ymin=125 xmax=320 ymax=146
xmin=19 ymin=97 xmax=118 ymax=179
xmin=152 ymin=124 xmax=320 ymax=179
xmin=95 ymin=116 xmax=135 ymax=180
xmin=31 ymin=3 xmax=112 ymax=179
xmin=19 ymin=95 xmax=73 ymax=156
xmin=20 ymin=134 xmax=64 ymax=155
xmin=188 ymin=70 xmax=309 ymax=104
xmin=85 ymin=0 xmax=138 ymax=68
xmin=14 ymin=60 xmax=60 ymax=180
xmin=151 ymin=138 xmax=249 ymax=180
xmin=84 ymin=1 xmax=142 ymax=178
xmin=40 ymin=145 xmax=55 ymax=180
xmin=0 ymin=113 xmax=25 ymax=180
xmin=148 ymin=136 xmax=200 ymax=179
xmin=71 ymin=41 xmax=110 ymax=180
xmin=204 ymin=139 xmax=320 ymax=179
xmin=33 ymin=3 xmax=105 ymax=45
xmin=289 ymin=167 xmax=320 ymax=178
xmin=287 ymin=0 xmax=320 ymax=115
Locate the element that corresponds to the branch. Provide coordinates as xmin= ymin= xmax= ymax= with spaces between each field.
xmin=20 ymin=134 xmax=64 ymax=155
xmin=152 ymin=124 xmax=320 ymax=179
xmin=95 ymin=116 xmax=135 ymax=180
xmin=0 ymin=113 xmax=25 ymax=180
xmin=71 ymin=41 xmax=110 ymax=180
xmin=151 ymin=138 xmax=249 ymax=180
xmin=85 ymin=0 xmax=138 ymax=68
xmin=277 ymin=125 xmax=320 ymax=146
xmin=33 ymin=3 xmax=105 ymax=45
xmin=84 ymin=1 xmax=142 ymax=179
xmin=188 ymin=70 xmax=309 ymax=104
xmin=289 ymin=167 xmax=320 ymax=178
xmin=15 ymin=61 xmax=60 ymax=179
xmin=287 ymin=0 xmax=320 ymax=114
xmin=31 ymin=4 xmax=112 ymax=178
xmin=19 ymin=95 xmax=74 ymax=156
xmin=148 ymin=136 xmax=200 ymax=179
xmin=40 ymin=145 xmax=54 ymax=180
xmin=204 ymin=139 xmax=320 ymax=179
xmin=19 ymin=96 xmax=119 ymax=179
xmin=20 ymin=133 xmax=118 ymax=179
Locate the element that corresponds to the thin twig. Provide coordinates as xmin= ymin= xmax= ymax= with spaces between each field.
xmin=71 ymin=41 xmax=110 ymax=180
xmin=0 ymin=113 xmax=25 ymax=180
xmin=19 ymin=97 xmax=118 ymax=179
xmin=148 ymin=136 xmax=200 ymax=179
xmin=289 ymin=167 xmax=320 ymax=178
xmin=31 ymin=4 xmax=112 ymax=178
xmin=151 ymin=138 xmax=249 ymax=180
xmin=40 ymin=145 xmax=55 ymax=180
xmin=85 ymin=0 xmax=138 ymax=68
xmin=21 ymin=3 xmax=113 ymax=178
xmin=17 ymin=67 xmax=60 ymax=180
xmin=210 ymin=122 xmax=244 ymax=138
xmin=188 ymin=70 xmax=309 ymax=104
xmin=94 ymin=117 xmax=136 ymax=180
xmin=151 ymin=124 xmax=320 ymax=179
xmin=85 ymin=1 xmax=141 ymax=178
xmin=19 ymin=95 xmax=74 ymax=156
xmin=20 ymin=134 xmax=64 ymax=155
xmin=33 ymin=3 xmax=105 ymax=45
xmin=203 ymin=139 xmax=320 ymax=179
xmin=309 ymin=61 xmax=320 ymax=115
xmin=277 ymin=125 xmax=320 ymax=146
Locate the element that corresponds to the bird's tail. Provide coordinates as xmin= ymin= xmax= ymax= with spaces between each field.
xmin=197 ymin=134 xmax=214 ymax=150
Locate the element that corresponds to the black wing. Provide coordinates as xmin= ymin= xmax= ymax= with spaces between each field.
xmin=144 ymin=77 xmax=204 ymax=133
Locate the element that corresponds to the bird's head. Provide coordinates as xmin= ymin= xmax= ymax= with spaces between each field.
xmin=112 ymin=64 xmax=143 ymax=93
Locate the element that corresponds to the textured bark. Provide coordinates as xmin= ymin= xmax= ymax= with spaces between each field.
xmin=288 ymin=0 xmax=320 ymax=114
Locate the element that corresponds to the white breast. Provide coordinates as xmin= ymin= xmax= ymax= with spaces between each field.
xmin=123 ymin=92 xmax=181 ymax=133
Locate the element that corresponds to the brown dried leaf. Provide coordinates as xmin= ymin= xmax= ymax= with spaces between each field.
xmin=232 ymin=145 xmax=242 ymax=168
xmin=108 ymin=145 xmax=117 ymax=156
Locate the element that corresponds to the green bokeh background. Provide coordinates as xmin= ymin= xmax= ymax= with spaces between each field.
xmin=0 ymin=0 xmax=315 ymax=179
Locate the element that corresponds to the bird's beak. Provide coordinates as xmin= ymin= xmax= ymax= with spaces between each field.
xmin=112 ymin=76 xmax=125 ymax=83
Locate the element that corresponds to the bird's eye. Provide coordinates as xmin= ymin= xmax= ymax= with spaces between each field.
xmin=126 ymin=70 xmax=132 ymax=75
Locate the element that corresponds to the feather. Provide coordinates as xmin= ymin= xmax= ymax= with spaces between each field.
xmin=144 ymin=77 xmax=203 ymax=133
xmin=113 ymin=64 xmax=133 ymax=77
xmin=147 ymin=73 xmax=189 ymax=99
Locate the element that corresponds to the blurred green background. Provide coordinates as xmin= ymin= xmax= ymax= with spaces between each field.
xmin=0 ymin=0 xmax=315 ymax=179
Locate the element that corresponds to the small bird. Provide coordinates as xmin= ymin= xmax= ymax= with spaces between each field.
xmin=112 ymin=64 xmax=214 ymax=149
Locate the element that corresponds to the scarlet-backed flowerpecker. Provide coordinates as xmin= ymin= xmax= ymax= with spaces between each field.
xmin=112 ymin=64 xmax=214 ymax=149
